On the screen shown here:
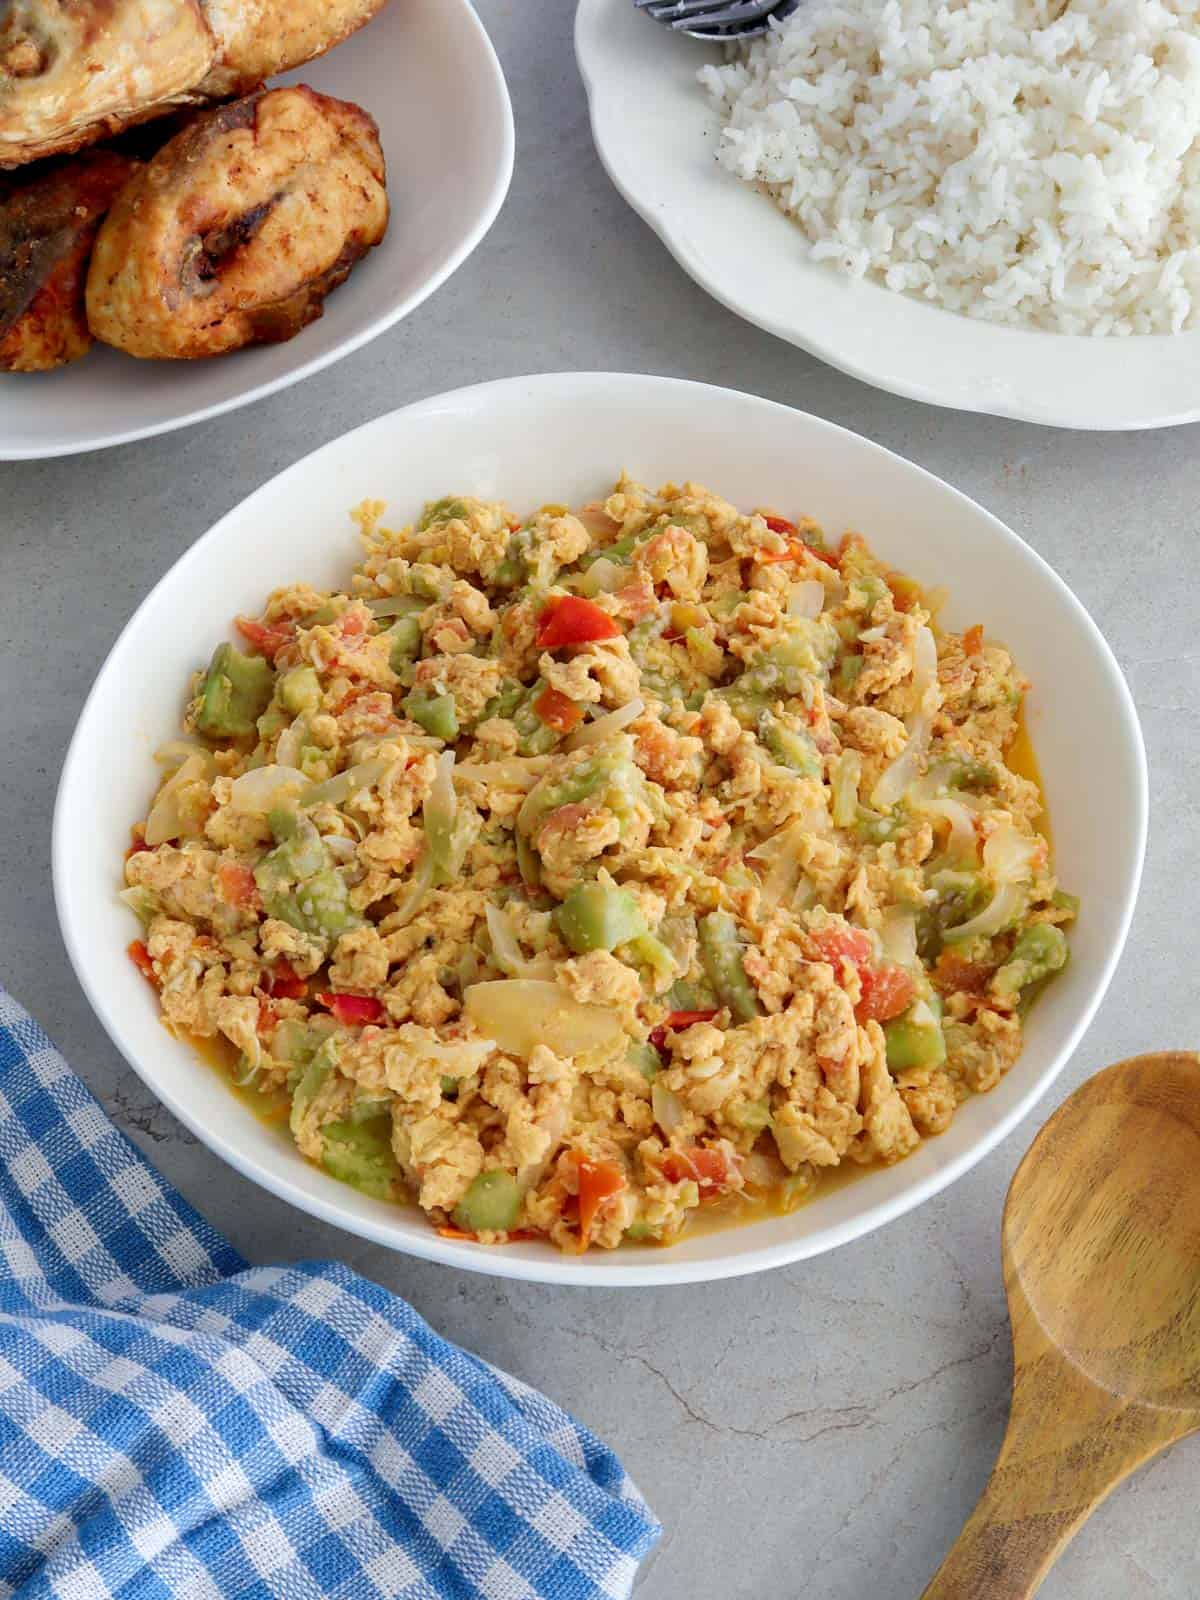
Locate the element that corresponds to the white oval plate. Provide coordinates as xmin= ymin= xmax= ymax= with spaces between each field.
xmin=0 ymin=0 xmax=513 ymax=461
xmin=55 ymin=373 xmax=1147 ymax=1285
xmin=576 ymin=0 xmax=1200 ymax=430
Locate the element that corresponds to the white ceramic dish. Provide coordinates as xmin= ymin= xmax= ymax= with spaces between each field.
xmin=0 ymin=0 xmax=513 ymax=461
xmin=576 ymin=0 xmax=1200 ymax=431
xmin=54 ymin=372 xmax=1147 ymax=1285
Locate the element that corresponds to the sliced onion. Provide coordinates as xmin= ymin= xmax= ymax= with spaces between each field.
xmin=742 ymin=1149 xmax=789 ymax=1188
xmin=651 ymin=1081 xmax=686 ymax=1137
xmin=578 ymin=558 xmax=627 ymax=597
xmin=871 ymin=713 xmax=931 ymax=812
xmin=366 ymin=594 xmax=423 ymax=617
xmin=323 ymin=834 xmax=357 ymax=861
xmin=912 ymin=624 xmax=938 ymax=711
xmin=788 ymin=579 xmax=825 ymax=619
xmin=303 ymin=756 xmax=392 ymax=809
xmin=831 ymin=749 xmax=862 ymax=829
xmin=390 ymin=851 xmax=435 ymax=929
xmin=748 ymin=818 xmax=809 ymax=912
xmin=923 ymin=796 xmax=978 ymax=863
xmin=228 ymin=763 xmax=307 ymax=815
xmin=880 ymin=911 xmax=918 ymax=970
xmin=454 ymin=756 xmax=553 ymax=786
xmin=145 ymin=753 xmax=212 ymax=846
xmin=943 ymin=882 xmax=1024 ymax=945
xmin=577 ymin=502 xmax=621 ymax=538
xmin=871 ymin=624 xmax=938 ymax=812
xmin=275 ymin=717 xmax=307 ymax=769
xmin=464 ymin=979 xmax=623 ymax=1058
xmin=484 ymin=903 xmax=555 ymax=980
xmin=154 ymin=738 xmax=207 ymax=771
xmin=983 ymin=820 xmax=1041 ymax=884
xmin=566 ymin=696 xmax=645 ymax=751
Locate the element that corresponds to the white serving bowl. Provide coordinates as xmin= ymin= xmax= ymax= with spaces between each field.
xmin=54 ymin=373 xmax=1147 ymax=1285
xmin=0 ymin=0 xmax=513 ymax=460
xmin=576 ymin=0 xmax=1200 ymax=431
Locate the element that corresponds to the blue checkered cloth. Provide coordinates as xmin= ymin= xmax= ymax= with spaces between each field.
xmin=0 ymin=989 xmax=660 ymax=1599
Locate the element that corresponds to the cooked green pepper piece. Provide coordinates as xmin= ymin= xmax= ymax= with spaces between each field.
xmin=916 ymin=871 xmax=989 ymax=961
xmin=991 ymin=923 xmax=1068 ymax=998
xmin=405 ymin=690 xmax=459 ymax=742
xmin=196 ymin=643 xmax=274 ymax=739
xmin=731 ymin=1098 xmax=771 ymax=1133
xmin=320 ymin=1113 xmax=399 ymax=1200
xmin=885 ymin=1014 xmax=947 ymax=1072
xmin=388 ymin=617 xmax=422 ymax=669
xmin=1051 ymin=889 xmax=1081 ymax=917
xmin=946 ymin=755 xmax=999 ymax=794
xmin=440 ymin=1075 xmax=459 ymax=1099
xmin=853 ymin=806 xmax=906 ymax=845
xmin=581 ymin=533 xmax=638 ymax=568
xmin=280 ymin=666 xmax=321 ymax=717
xmin=758 ymin=711 xmax=821 ymax=778
xmin=832 ymin=654 xmax=864 ymax=699
xmin=511 ymin=680 xmax=560 ymax=756
xmin=290 ymin=1037 xmax=337 ymax=1138
xmin=518 ymin=743 xmax=643 ymax=842
xmin=555 ymin=880 xmax=646 ymax=954
xmin=418 ymin=496 xmax=469 ymax=530
xmin=666 ymin=978 xmax=719 ymax=1014
xmin=452 ymin=1170 xmax=521 ymax=1233
xmin=698 ymin=912 xmax=761 ymax=1024
xmin=624 ymin=1220 xmax=655 ymax=1242
xmin=627 ymin=1042 xmax=660 ymax=1082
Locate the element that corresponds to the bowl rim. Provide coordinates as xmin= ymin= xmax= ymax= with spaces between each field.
xmin=0 ymin=0 xmax=515 ymax=462
xmin=574 ymin=0 xmax=1200 ymax=432
xmin=53 ymin=371 xmax=1149 ymax=1286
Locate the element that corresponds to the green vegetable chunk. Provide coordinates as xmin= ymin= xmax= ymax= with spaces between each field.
xmin=321 ymin=1113 xmax=399 ymax=1200
xmin=280 ymin=666 xmax=321 ymax=717
xmin=196 ymin=643 xmax=274 ymax=739
xmin=885 ymin=1015 xmax=947 ymax=1072
xmin=452 ymin=1170 xmax=521 ymax=1233
xmin=992 ymin=922 xmax=1069 ymax=998
xmin=555 ymin=880 xmax=646 ymax=954
xmin=418 ymin=496 xmax=469 ymax=530
xmin=758 ymin=711 xmax=821 ymax=778
xmin=698 ymin=912 xmax=761 ymax=1024
xmin=627 ymin=1042 xmax=660 ymax=1082
xmin=405 ymin=690 xmax=459 ymax=742
xmin=387 ymin=617 xmax=422 ymax=669
xmin=289 ymin=1038 xmax=337 ymax=1138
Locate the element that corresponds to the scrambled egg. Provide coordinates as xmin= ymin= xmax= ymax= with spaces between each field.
xmin=123 ymin=480 xmax=1076 ymax=1252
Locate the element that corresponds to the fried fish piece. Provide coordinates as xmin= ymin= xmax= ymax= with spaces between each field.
xmin=0 ymin=0 xmax=215 ymax=168
xmin=197 ymin=0 xmax=390 ymax=98
xmin=86 ymin=86 xmax=388 ymax=360
xmin=0 ymin=147 xmax=137 ymax=370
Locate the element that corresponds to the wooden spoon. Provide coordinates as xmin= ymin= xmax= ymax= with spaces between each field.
xmin=922 ymin=1052 xmax=1200 ymax=1599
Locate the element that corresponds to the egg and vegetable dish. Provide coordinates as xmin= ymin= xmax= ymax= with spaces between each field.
xmin=123 ymin=480 xmax=1075 ymax=1252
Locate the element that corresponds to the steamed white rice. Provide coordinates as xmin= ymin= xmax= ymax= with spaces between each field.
xmin=699 ymin=0 xmax=1200 ymax=335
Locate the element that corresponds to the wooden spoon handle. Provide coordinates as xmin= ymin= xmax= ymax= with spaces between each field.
xmin=921 ymin=1356 xmax=1187 ymax=1599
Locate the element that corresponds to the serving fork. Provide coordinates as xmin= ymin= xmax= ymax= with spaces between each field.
xmin=633 ymin=0 xmax=800 ymax=40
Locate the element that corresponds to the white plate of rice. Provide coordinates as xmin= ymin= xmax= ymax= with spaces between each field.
xmin=575 ymin=0 xmax=1200 ymax=429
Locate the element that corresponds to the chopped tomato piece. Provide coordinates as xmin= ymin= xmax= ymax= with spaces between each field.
xmin=648 ymin=1008 xmax=718 ymax=1056
xmin=265 ymin=959 xmax=307 ymax=1000
xmin=661 ymin=1146 xmax=738 ymax=1191
xmin=315 ymin=991 xmax=385 ymax=1027
xmin=763 ymin=515 xmax=796 ymax=536
xmin=125 ymin=828 xmax=150 ymax=862
xmin=963 ymin=623 xmax=984 ymax=658
xmin=933 ymin=950 xmax=993 ymax=995
xmin=128 ymin=940 xmax=156 ymax=985
xmin=806 ymin=925 xmax=875 ymax=969
xmin=855 ymin=963 xmax=916 ymax=1024
xmin=217 ymin=862 xmax=259 ymax=910
xmin=338 ymin=609 xmax=366 ymax=641
xmin=570 ymin=1154 xmax=626 ymax=1245
xmin=536 ymin=594 xmax=621 ymax=649
xmin=532 ymin=686 xmax=584 ymax=733
xmin=235 ymin=615 xmax=295 ymax=660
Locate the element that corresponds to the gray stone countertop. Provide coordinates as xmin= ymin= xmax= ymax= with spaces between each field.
xmin=1 ymin=3 xmax=1196 ymax=1595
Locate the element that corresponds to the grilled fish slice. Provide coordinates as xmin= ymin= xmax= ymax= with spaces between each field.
xmin=0 ymin=0 xmax=215 ymax=168
xmin=0 ymin=146 xmax=137 ymax=369
xmin=198 ymin=0 xmax=390 ymax=98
